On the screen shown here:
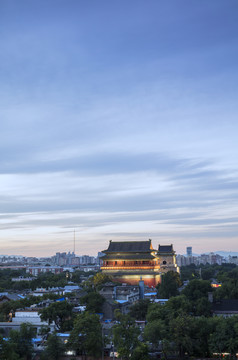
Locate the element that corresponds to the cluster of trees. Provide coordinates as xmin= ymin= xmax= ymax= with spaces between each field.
xmin=114 ymin=269 xmax=238 ymax=359
xmin=142 ymin=297 xmax=238 ymax=359
xmin=0 ymin=293 xmax=61 ymax=322
xmin=180 ymin=263 xmax=237 ymax=282
xmin=113 ymin=311 xmax=150 ymax=360
xmin=156 ymin=271 xmax=182 ymax=298
xmin=0 ymin=322 xmax=68 ymax=360
xmin=0 ymin=269 xmax=68 ymax=292
xmin=119 ymin=275 xmax=238 ymax=359
xmin=180 ymin=263 xmax=238 ymax=300
xmin=0 ymin=323 xmax=37 ymax=360
xmin=0 ymin=272 xmax=109 ymax=360
xmin=0 ymin=268 xmax=99 ymax=292
xmin=0 ymin=269 xmax=27 ymax=292
xmin=38 ymin=274 xmax=110 ymax=331
xmin=1 ymin=266 xmax=238 ymax=359
xmin=215 ymin=267 xmax=238 ymax=300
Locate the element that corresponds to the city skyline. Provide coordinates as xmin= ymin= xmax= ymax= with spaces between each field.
xmin=1 ymin=1 xmax=238 ymax=256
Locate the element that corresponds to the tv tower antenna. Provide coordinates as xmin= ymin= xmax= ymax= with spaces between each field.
xmin=73 ymin=229 xmax=76 ymax=254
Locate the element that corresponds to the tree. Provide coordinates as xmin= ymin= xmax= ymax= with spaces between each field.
xmin=71 ymin=270 xmax=85 ymax=283
xmin=80 ymin=291 xmax=105 ymax=313
xmin=39 ymin=300 xmax=74 ymax=331
xmin=201 ymin=267 xmax=215 ymax=280
xmin=209 ymin=316 xmax=238 ymax=359
xmin=41 ymin=332 xmax=65 ymax=360
xmin=180 ymin=264 xmax=200 ymax=282
xmin=0 ymin=295 xmax=54 ymax=322
xmin=144 ymin=318 xmax=169 ymax=358
xmin=165 ymin=295 xmax=192 ymax=318
xmin=214 ymin=278 xmax=238 ymax=300
xmin=112 ymin=313 xmax=140 ymax=360
xmin=181 ymin=279 xmax=212 ymax=315
xmin=194 ymin=297 xmax=211 ymax=316
xmin=0 ymin=336 xmax=19 ymax=360
xmin=129 ymin=299 xmax=150 ymax=320
xmin=131 ymin=343 xmax=150 ymax=360
xmin=146 ymin=302 xmax=170 ymax=323
xmin=182 ymin=279 xmax=212 ymax=302
xmin=92 ymin=272 xmax=113 ymax=288
xmin=156 ymin=271 xmax=182 ymax=299
xmin=68 ymin=311 xmax=102 ymax=358
xmin=191 ymin=317 xmax=217 ymax=358
xmin=169 ymin=314 xmax=194 ymax=359
xmin=8 ymin=323 xmax=36 ymax=360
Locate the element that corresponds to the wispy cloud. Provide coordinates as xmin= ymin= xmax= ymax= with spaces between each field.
xmin=0 ymin=0 xmax=237 ymax=255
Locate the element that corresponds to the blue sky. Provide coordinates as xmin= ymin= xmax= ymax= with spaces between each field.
xmin=0 ymin=0 xmax=238 ymax=256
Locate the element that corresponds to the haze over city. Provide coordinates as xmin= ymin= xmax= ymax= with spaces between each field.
xmin=0 ymin=1 xmax=238 ymax=257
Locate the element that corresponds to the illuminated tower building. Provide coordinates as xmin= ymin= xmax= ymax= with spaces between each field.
xmin=101 ymin=240 xmax=179 ymax=287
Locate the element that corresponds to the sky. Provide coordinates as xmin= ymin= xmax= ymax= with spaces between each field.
xmin=0 ymin=1 xmax=238 ymax=257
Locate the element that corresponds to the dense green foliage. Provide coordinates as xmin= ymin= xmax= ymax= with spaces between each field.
xmin=68 ymin=311 xmax=102 ymax=357
xmin=0 ymin=293 xmax=61 ymax=322
xmin=129 ymin=299 xmax=151 ymax=320
xmin=181 ymin=263 xmax=238 ymax=300
xmin=113 ymin=313 xmax=140 ymax=360
xmin=0 ymin=269 xmax=27 ymax=291
xmin=1 ymin=264 xmax=238 ymax=359
xmin=40 ymin=332 xmax=66 ymax=360
xmin=181 ymin=279 xmax=212 ymax=316
xmin=39 ymin=300 xmax=74 ymax=331
xmin=0 ymin=323 xmax=36 ymax=360
xmin=156 ymin=271 xmax=182 ymax=298
xmin=180 ymin=263 xmax=237 ymax=282
xmin=144 ymin=297 xmax=238 ymax=359
xmin=80 ymin=290 xmax=105 ymax=313
xmin=0 ymin=269 xmax=69 ymax=292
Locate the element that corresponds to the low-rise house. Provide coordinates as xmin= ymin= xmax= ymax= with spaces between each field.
xmin=99 ymin=282 xmax=140 ymax=303
xmin=144 ymin=291 xmax=157 ymax=300
xmin=153 ymin=299 xmax=169 ymax=305
xmin=115 ymin=285 xmax=140 ymax=303
xmin=30 ymin=287 xmax=64 ymax=297
xmin=102 ymin=298 xmax=130 ymax=320
xmin=0 ymin=308 xmax=55 ymax=335
xmin=63 ymin=285 xmax=81 ymax=295
xmin=212 ymin=299 xmax=238 ymax=317
xmin=0 ymin=292 xmax=25 ymax=303
xmin=100 ymin=283 xmax=141 ymax=320
xmin=11 ymin=276 xmax=35 ymax=282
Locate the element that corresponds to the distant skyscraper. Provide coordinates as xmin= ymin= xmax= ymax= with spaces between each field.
xmin=186 ymin=247 xmax=192 ymax=257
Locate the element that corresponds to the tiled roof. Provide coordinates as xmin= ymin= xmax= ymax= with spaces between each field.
xmin=158 ymin=245 xmax=174 ymax=253
xmin=103 ymin=254 xmax=156 ymax=260
xmin=104 ymin=240 xmax=153 ymax=253
xmin=0 ymin=293 xmax=24 ymax=301
xmin=213 ymin=299 xmax=238 ymax=312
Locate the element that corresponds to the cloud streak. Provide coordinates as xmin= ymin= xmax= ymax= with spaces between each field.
xmin=0 ymin=0 xmax=238 ymax=256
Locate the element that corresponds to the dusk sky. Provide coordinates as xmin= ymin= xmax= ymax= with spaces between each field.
xmin=1 ymin=1 xmax=238 ymax=257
